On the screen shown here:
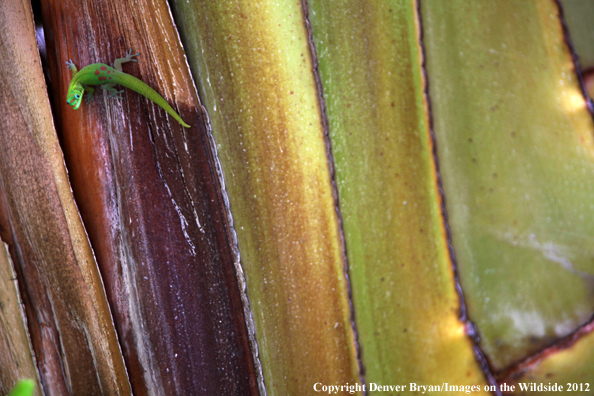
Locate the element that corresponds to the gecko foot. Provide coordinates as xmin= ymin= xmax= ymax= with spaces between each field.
xmin=125 ymin=49 xmax=141 ymax=62
xmin=108 ymin=90 xmax=125 ymax=100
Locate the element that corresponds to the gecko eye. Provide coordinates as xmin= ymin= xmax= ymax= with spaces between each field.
xmin=75 ymin=94 xmax=80 ymax=99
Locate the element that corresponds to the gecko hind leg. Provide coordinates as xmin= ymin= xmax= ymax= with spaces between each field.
xmin=113 ymin=49 xmax=141 ymax=72
xmin=104 ymin=83 xmax=124 ymax=99
xmin=84 ymin=86 xmax=95 ymax=104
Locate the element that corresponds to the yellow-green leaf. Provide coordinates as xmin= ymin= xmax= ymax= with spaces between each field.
xmin=307 ymin=0 xmax=489 ymax=389
xmin=422 ymin=0 xmax=594 ymax=370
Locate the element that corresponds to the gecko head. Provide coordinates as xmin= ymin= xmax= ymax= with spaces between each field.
xmin=66 ymin=84 xmax=84 ymax=110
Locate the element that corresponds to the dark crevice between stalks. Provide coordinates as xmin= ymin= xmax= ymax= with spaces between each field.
xmin=30 ymin=0 xmax=57 ymax=124
xmin=415 ymin=1 xmax=501 ymax=394
xmin=556 ymin=0 xmax=594 ymax=119
xmin=30 ymin=0 xmax=49 ymax=85
xmin=300 ymin=1 xmax=367 ymax=393
xmin=29 ymin=0 xmax=72 ymax=164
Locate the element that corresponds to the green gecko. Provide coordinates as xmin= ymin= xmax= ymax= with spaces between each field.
xmin=66 ymin=50 xmax=190 ymax=128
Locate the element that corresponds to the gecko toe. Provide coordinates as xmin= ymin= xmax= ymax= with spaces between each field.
xmin=108 ymin=90 xmax=125 ymax=100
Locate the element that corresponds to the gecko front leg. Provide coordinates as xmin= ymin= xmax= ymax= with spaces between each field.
xmin=66 ymin=59 xmax=78 ymax=75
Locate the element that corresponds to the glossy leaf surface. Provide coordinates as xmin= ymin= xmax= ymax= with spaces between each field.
xmin=307 ymin=0 xmax=489 ymax=389
xmin=422 ymin=0 xmax=594 ymax=370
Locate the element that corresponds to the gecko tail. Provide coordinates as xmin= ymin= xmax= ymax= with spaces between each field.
xmin=116 ymin=73 xmax=190 ymax=128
